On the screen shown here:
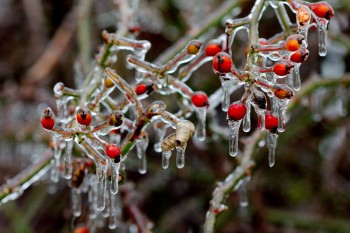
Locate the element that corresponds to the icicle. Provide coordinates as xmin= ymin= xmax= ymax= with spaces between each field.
xmin=242 ymin=101 xmax=251 ymax=132
xmin=162 ymin=150 xmax=172 ymax=169
xmin=102 ymin=185 xmax=110 ymax=218
xmin=110 ymin=161 xmax=120 ymax=194
xmin=317 ymin=19 xmax=328 ymax=56
xmin=220 ymin=77 xmax=231 ymax=111
xmin=64 ymin=141 xmax=73 ymax=179
xmin=195 ymin=106 xmax=207 ymax=141
xmin=267 ymin=132 xmax=278 ymax=167
xmin=227 ymin=120 xmax=241 ymax=157
xmin=258 ymin=111 xmax=265 ymax=130
xmin=50 ymin=137 xmax=62 ymax=183
xmin=176 ymin=144 xmax=187 ymax=169
xmin=277 ymin=99 xmax=289 ymax=133
xmin=96 ymin=163 xmax=108 ymax=211
xmin=136 ymin=136 xmax=149 ymax=174
xmin=108 ymin=189 xmax=118 ymax=229
xmin=154 ymin=125 xmax=168 ymax=153
xmin=291 ymin=64 xmax=301 ymax=91
xmin=239 ymin=176 xmax=250 ymax=207
xmin=71 ymin=188 xmax=82 ymax=217
xmin=88 ymin=175 xmax=98 ymax=219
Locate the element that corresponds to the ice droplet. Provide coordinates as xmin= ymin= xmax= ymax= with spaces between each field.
xmin=176 ymin=144 xmax=187 ymax=169
xmin=228 ymin=120 xmax=241 ymax=157
xmin=195 ymin=106 xmax=207 ymax=141
xmin=136 ymin=136 xmax=149 ymax=174
xmin=108 ymin=189 xmax=118 ymax=229
xmin=64 ymin=141 xmax=73 ymax=179
xmin=162 ymin=150 xmax=172 ymax=169
xmin=96 ymin=163 xmax=108 ymax=211
xmin=239 ymin=176 xmax=250 ymax=207
xmin=317 ymin=19 xmax=328 ymax=56
xmin=110 ymin=161 xmax=120 ymax=194
xmin=242 ymin=101 xmax=251 ymax=133
xmin=154 ymin=125 xmax=168 ymax=152
xmin=267 ymin=132 xmax=278 ymax=167
xmin=220 ymin=77 xmax=231 ymax=111
xmin=71 ymin=188 xmax=82 ymax=217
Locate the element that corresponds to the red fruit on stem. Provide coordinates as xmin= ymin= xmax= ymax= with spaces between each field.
xmin=213 ymin=52 xmax=233 ymax=73
xmin=73 ymin=226 xmax=89 ymax=233
xmin=309 ymin=2 xmax=334 ymax=20
xmin=106 ymin=144 xmax=121 ymax=159
xmin=290 ymin=48 xmax=309 ymax=63
xmin=191 ymin=92 xmax=209 ymax=108
xmin=273 ymin=61 xmax=293 ymax=76
xmin=285 ymin=35 xmax=304 ymax=52
xmin=227 ymin=103 xmax=246 ymax=121
xmin=135 ymin=84 xmax=147 ymax=95
xmin=76 ymin=108 xmax=92 ymax=126
xmin=41 ymin=107 xmax=55 ymax=130
xmin=264 ymin=113 xmax=279 ymax=131
xmin=205 ymin=41 xmax=222 ymax=56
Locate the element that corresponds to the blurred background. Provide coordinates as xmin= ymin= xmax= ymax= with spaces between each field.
xmin=0 ymin=0 xmax=350 ymax=232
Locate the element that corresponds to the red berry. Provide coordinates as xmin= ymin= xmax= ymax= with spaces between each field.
xmin=73 ymin=226 xmax=89 ymax=233
xmin=41 ymin=107 xmax=55 ymax=130
xmin=205 ymin=41 xmax=222 ymax=56
xmin=264 ymin=113 xmax=279 ymax=131
xmin=227 ymin=103 xmax=246 ymax=121
xmin=290 ymin=48 xmax=309 ymax=63
xmin=135 ymin=84 xmax=147 ymax=95
xmin=106 ymin=144 xmax=121 ymax=160
xmin=76 ymin=108 xmax=92 ymax=126
xmin=191 ymin=92 xmax=209 ymax=108
xmin=213 ymin=52 xmax=233 ymax=74
xmin=273 ymin=61 xmax=293 ymax=76
xmin=285 ymin=35 xmax=304 ymax=52
xmin=309 ymin=2 xmax=334 ymax=20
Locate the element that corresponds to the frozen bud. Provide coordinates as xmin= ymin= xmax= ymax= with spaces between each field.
xmin=272 ymin=84 xmax=294 ymax=99
xmin=252 ymin=90 xmax=267 ymax=109
xmin=108 ymin=111 xmax=124 ymax=127
xmin=297 ymin=5 xmax=311 ymax=26
xmin=104 ymin=77 xmax=114 ymax=88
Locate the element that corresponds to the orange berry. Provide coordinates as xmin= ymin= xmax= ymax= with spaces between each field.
xmin=187 ymin=40 xmax=202 ymax=54
xmin=76 ymin=108 xmax=92 ymax=126
xmin=285 ymin=34 xmax=304 ymax=52
xmin=104 ymin=77 xmax=114 ymax=88
xmin=73 ymin=226 xmax=89 ymax=233
xmin=213 ymin=52 xmax=233 ymax=74
xmin=273 ymin=84 xmax=294 ymax=99
xmin=309 ymin=2 xmax=334 ymax=20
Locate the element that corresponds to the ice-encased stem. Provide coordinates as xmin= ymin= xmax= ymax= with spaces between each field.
xmin=162 ymin=150 xmax=172 ymax=169
xmin=267 ymin=132 xmax=278 ymax=167
xmin=228 ymin=120 xmax=241 ymax=157
xmin=110 ymin=161 xmax=120 ymax=194
xmin=96 ymin=163 xmax=108 ymax=211
xmin=176 ymin=144 xmax=187 ymax=169
xmin=195 ymin=106 xmax=207 ymax=141
xmin=71 ymin=187 xmax=82 ymax=217
xmin=64 ymin=140 xmax=73 ymax=179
